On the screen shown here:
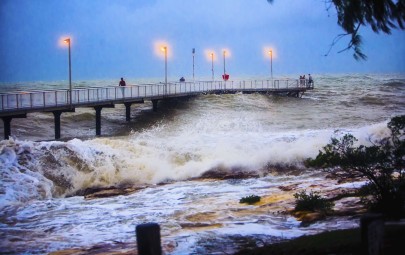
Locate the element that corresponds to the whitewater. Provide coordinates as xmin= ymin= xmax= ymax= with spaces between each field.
xmin=0 ymin=73 xmax=404 ymax=254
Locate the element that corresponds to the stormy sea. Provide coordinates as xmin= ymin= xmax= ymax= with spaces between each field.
xmin=1 ymin=73 xmax=404 ymax=254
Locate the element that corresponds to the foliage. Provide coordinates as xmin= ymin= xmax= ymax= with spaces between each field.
xmin=236 ymin=223 xmax=405 ymax=254
xmin=235 ymin=228 xmax=362 ymax=255
xmin=267 ymin=0 xmax=405 ymax=60
xmin=240 ymin=195 xmax=261 ymax=204
xmin=306 ymin=115 xmax=405 ymax=218
xmin=294 ymin=190 xmax=334 ymax=213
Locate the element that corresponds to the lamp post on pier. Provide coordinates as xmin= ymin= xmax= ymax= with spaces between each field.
xmin=192 ymin=48 xmax=195 ymax=82
xmin=223 ymin=50 xmax=226 ymax=77
xmin=268 ymin=50 xmax=273 ymax=83
xmin=161 ymin=46 xmax=168 ymax=94
xmin=64 ymin=38 xmax=72 ymax=105
xmin=222 ymin=50 xmax=230 ymax=81
xmin=211 ymin=53 xmax=214 ymax=81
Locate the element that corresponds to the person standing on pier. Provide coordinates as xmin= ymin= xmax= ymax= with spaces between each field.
xmin=308 ymin=74 xmax=313 ymax=86
xmin=299 ymin=75 xmax=305 ymax=86
xmin=119 ymin=77 xmax=126 ymax=97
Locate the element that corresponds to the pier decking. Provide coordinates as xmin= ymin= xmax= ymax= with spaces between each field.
xmin=0 ymin=79 xmax=314 ymax=140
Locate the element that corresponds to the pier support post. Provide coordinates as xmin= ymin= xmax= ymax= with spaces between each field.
xmin=53 ymin=111 xmax=62 ymax=140
xmin=94 ymin=106 xmax=103 ymax=136
xmin=48 ymin=109 xmax=75 ymax=140
xmin=124 ymin=102 xmax=132 ymax=122
xmin=2 ymin=116 xmax=12 ymax=140
xmin=152 ymin=100 xmax=158 ymax=112
xmin=93 ymin=104 xmax=114 ymax=136
xmin=136 ymin=223 xmax=162 ymax=255
xmin=1 ymin=114 xmax=27 ymax=140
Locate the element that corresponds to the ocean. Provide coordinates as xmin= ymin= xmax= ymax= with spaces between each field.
xmin=0 ymin=73 xmax=404 ymax=254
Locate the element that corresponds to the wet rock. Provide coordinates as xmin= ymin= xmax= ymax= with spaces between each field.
xmin=48 ymin=242 xmax=135 ymax=255
xmin=332 ymin=197 xmax=366 ymax=216
xmin=49 ymin=240 xmax=182 ymax=255
xmin=186 ymin=211 xmax=218 ymax=222
xmin=263 ymin=163 xmax=310 ymax=176
xmin=288 ymin=187 xmax=366 ymax=226
xmin=278 ymin=184 xmax=299 ymax=191
xmin=292 ymin=211 xmax=326 ymax=225
xmin=79 ymin=186 xmax=145 ymax=200
xmin=197 ymin=167 xmax=260 ymax=180
xmin=180 ymin=222 xmax=223 ymax=230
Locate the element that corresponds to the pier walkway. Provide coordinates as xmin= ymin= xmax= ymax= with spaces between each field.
xmin=0 ymin=79 xmax=314 ymax=140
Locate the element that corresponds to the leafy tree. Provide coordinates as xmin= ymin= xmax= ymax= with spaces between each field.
xmin=306 ymin=115 xmax=405 ymax=218
xmin=267 ymin=0 xmax=405 ymax=60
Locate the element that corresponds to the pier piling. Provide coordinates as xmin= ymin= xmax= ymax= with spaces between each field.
xmin=93 ymin=104 xmax=114 ymax=136
xmin=152 ymin=100 xmax=158 ymax=112
xmin=1 ymin=114 xmax=27 ymax=140
xmin=53 ymin=111 xmax=62 ymax=140
xmin=124 ymin=102 xmax=132 ymax=121
xmin=51 ymin=109 xmax=75 ymax=140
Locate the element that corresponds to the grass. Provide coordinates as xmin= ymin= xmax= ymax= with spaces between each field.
xmin=235 ymin=228 xmax=361 ymax=255
xmin=235 ymin=224 xmax=405 ymax=255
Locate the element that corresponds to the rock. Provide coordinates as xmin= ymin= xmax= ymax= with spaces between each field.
xmin=82 ymin=186 xmax=145 ymax=200
xmin=48 ymin=242 xmax=135 ymax=255
xmin=196 ymin=168 xmax=260 ymax=180
xmin=278 ymin=184 xmax=298 ymax=191
xmin=300 ymin=212 xmax=325 ymax=223
xmin=292 ymin=211 xmax=325 ymax=225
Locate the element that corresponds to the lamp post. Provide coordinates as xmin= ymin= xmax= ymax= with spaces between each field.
xmin=192 ymin=48 xmax=195 ymax=82
xmin=161 ymin=46 xmax=168 ymax=95
xmin=64 ymin=38 xmax=72 ymax=105
xmin=268 ymin=50 xmax=273 ymax=83
xmin=211 ymin=53 xmax=214 ymax=81
xmin=223 ymin=50 xmax=226 ymax=76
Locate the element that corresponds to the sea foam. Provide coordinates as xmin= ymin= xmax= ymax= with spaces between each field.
xmin=0 ymin=119 xmax=391 ymax=212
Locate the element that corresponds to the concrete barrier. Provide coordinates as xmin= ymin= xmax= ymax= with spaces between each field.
xmin=136 ymin=223 xmax=162 ymax=255
xmin=361 ymin=214 xmax=384 ymax=255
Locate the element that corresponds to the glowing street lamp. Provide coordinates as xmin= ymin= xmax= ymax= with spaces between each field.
xmin=64 ymin=38 xmax=72 ymax=105
xmin=161 ymin=46 xmax=168 ymax=94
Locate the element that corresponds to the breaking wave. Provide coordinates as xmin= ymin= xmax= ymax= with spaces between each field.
xmin=0 ymin=120 xmax=391 ymax=212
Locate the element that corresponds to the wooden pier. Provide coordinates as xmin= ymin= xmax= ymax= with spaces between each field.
xmin=0 ymin=79 xmax=314 ymax=140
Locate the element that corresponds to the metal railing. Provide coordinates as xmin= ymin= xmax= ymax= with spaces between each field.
xmin=0 ymin=79 xmax=313 ymax=112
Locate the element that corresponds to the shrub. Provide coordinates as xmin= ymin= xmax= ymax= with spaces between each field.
xmin=240 ymin=195 xmax=261 ymax=204
xmin=294 ymin=190 xmax=334 ymax=213
xmin=305 ymin=115 xmax=405 ymax=219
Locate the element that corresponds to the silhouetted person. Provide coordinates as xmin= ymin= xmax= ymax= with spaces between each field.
xmin=308 ymin=74 xmax=313 ymax=86
xmin=119 ymin=77 xmax=126 ymax=87
xmin=119 ymin=77 xmax=126 ymax=97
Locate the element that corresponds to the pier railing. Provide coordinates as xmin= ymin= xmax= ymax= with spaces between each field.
xmin=0 ymin=79 xmax=313 ymax=112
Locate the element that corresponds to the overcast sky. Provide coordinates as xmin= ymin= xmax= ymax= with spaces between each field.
xmin=1 ymin=0 xmax=404 ymax=83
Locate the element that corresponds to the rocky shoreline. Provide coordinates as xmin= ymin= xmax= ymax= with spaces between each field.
xmin=48 ymin=173 xmax=367 ymax=255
